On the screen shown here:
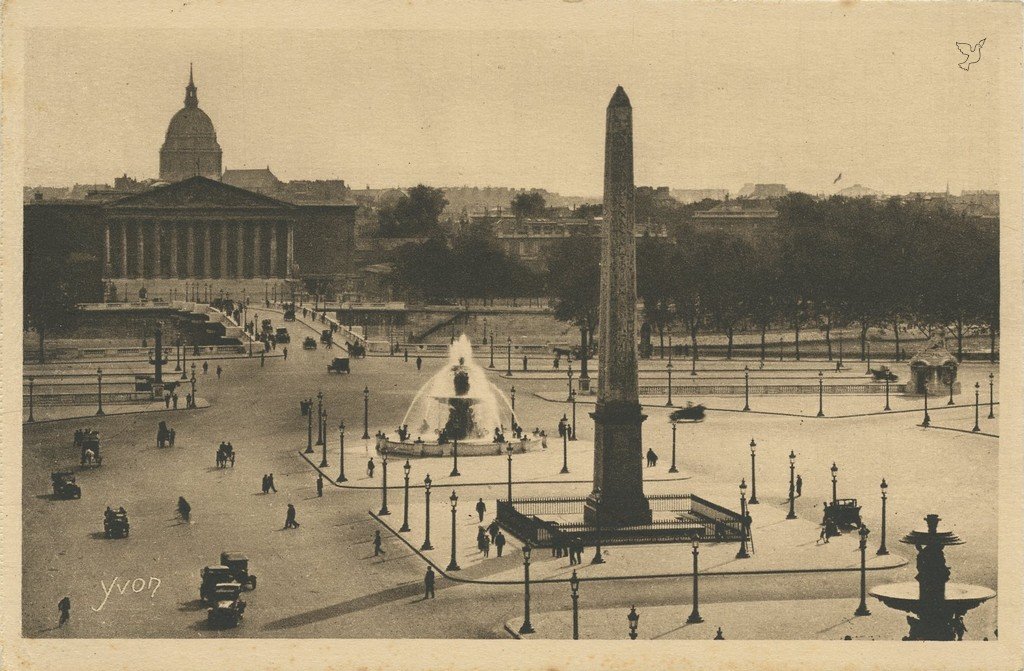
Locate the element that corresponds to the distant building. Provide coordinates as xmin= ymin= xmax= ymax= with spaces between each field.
xmin=159 ymin=66 xmax=222 ymax=183
xmin=737 ymin=183 xmax=788 ymax=200
xmin=691 ymin=200 xmax=778 ymax=240
xmin=836 ymin=184 xmax=885 ymax=199
xmin=669 ymin=188 xmax=729 ymax=204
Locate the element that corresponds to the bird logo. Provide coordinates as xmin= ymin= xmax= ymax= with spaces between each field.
xmin=956 ymin=38 xmax=986 ymax=71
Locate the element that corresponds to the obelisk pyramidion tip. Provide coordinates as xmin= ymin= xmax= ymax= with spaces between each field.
xmin=609 ymin=86 xmax=631 ymax=108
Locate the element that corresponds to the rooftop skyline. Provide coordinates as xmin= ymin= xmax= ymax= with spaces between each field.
xmin=23 ymin=5 xmax=1005 ymax=195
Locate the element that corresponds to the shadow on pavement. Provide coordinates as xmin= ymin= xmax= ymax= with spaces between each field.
xmin=260 ymin=581 xmax=426 ymax=631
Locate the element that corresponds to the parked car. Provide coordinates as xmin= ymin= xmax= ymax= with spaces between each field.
xmin=103 ymin=507 xmax=130 ymax=538
xmin=219 ymin=552 xmax=257 ymax=589
xmin=275 ymin=327 xmax=290 ymax=343
xmin=320 ymin=329 xmax=333 ymax=345
xmin=327 ymin=357 xmax=350 ymax=374
xmin=51 ymin=471 xmax=81 ymax=499
xmin=206 ymin=582 xmax=247 ymax=628
xmin=303 ymin=336 xmax=317 ymax=350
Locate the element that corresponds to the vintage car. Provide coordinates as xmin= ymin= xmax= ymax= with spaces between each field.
xmin=51 ymin=471 xmax=81 ymax=499
xmin=823 ymin=498 xmax=863 ymax=532
xmin=320 ymin=329 xmax=333 ymax=345
xmin=206 ymin=582 xmax=247 ymax=628
xmin=669 ymin=404 xmax=707 ymax=422
xmin=76 ymin=429 xmax=102 ymax=466
xmin=219 ymin=552 xmax=258 ymax=589
xmin=103 ymin=507 xmax=130 ymax=538
xmin=870 ymin=366 xmax=899 ymax=382
xmin=327 ymin=357 xmax=350 ymax=374
xmin=283 ymin=308 xmax=296 ymax=322
xmin=275 ymin=327 xmax=290 ymax=343
xmin=261 ymin=318 xmax=273 ymax=331
xmin=303 ymin=336 xmax=317 ymax=350
xmin=199 ymin=566 xmax=234 ymax=604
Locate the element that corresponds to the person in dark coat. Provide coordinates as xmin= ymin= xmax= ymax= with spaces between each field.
xmin=262 ymin=474 xmax=269 ymax=494
xmin=283 ymin=346 xmax=288 ymax=360
xmin=203 ymin=360 xmax=209 ymax=374
xmin=416 ymin=356 xmax=423 ymax=371
xmin=373 ymin=530 xmax=384 ymax=556
xmin=488 ymin=519 xmax=500 ymax=543
xmin=177 ymin=496 xmax=191 ymax=522
xmin=216 ymin=365 xmax=222 ymax=379
xmin=367 ymin=458 xmax=375 ymax=478
xmin=795 ymin=474 xmax=803 ymax=497
xmin=58 ymin=596 xmax=71 ymax=626
xmin=495 ymin=531 xmax=506 ymax=557
xmin=475 ymin=498 xmax=486 ymax=522
xmin=284 ymin=503 xmax=299 ymax=529
xmin=424 ymin=566 xmax=436 ymax=599
xmin=316 ymin=474 xmax=324 ymax=498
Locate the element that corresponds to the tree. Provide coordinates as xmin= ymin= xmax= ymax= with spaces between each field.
xmin=24 ymin=271 xmax=76 ymax=364
xmin=511 ymin=191 xmax=547 ymax=219
xmin=637 ymin=236 xmax=675 ymax=357
xmin=389 ymin=236 xmax=457 ymax=303
xmin=379 ymin=185 xmax=448 ymax=237
xmin=546 ymin=236 xmax=600 ymax=380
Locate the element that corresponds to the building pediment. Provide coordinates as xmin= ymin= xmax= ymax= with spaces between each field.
xmin=109 ymin=176 xmax=293 ymax=210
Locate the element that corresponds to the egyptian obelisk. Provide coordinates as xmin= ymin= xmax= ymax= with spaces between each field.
xmin=584 ymin=87 xmax=652 ymax=526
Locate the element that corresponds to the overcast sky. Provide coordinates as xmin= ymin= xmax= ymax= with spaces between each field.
xmin=22 ymin=2 xmax=1006 ymax=196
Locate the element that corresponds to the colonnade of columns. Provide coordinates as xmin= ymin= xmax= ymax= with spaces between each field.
xmin=104 ymin=220 xmax=294 ymax=280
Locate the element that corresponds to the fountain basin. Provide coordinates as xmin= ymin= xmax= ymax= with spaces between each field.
xmin=377 ymin=435 xmax=540 ymax=458
xmin=870 ymin=582 xmax=996 ymax=614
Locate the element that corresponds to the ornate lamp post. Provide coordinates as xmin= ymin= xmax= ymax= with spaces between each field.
xmin=687 ymin=537 xmax=704 ymax=624
xmin=316 ymin=390 xmax=324 ymax=446
xmin=947 ymin=375 xmax=956 ymax=406
xmin=884 ymin=373 xmax=891 ymax=411
xmin=27 ymin=376 xmax=35 ymax=423
xmin=866 ymin=339 xmax=872 ymax=374
xmin=400 ymin=460 xmax=412 ymax=532
xmin=921 ymin=384 xmax=931 ymax=427
xmin=669 ymin=420 xmax=679 ymax=474
xmin=838 ymin=337 xmax=844 ymax=368
xmin=560 ymin=414 xmax=569 ymax=474
xmin=743 ymin=365 xmax=750 ymax=412
xmin=748 ymin=439 xmax=759 ymax=504
xmin=446 ymin=490 xmax=461 ymax=571
xmin=450 ymin=440 xmax=460 ymax=477
xmin=569 ymin=388 xmax=577 ymax=440
xmin=877 ymin=479 xmax=889 ymax=555
xmin=627 ymin=606 xmax=640 ymax=640
xmin=854 ymin=525 xmax=872 ymax=616
xmin=306 ymin=397 xmax=314 ymax=453
xmin=972 ymin=382 xmax=981 ymax=433
xmin=337 ymin=420 xmax=347 ymax=482
xmin=510 ymin=385 xmax=516 ymax=412
xmin=736 ymin=479 xmax=750 ymax=559
xmin=519 ymin=543 xmax=535 ymax=634
xmin=691 ymin=346 xmax=697 ymax=376
xmin=666 ymin=358 xmax=674 ymax=406
xmin=362 ymin=386 xmax=371 ymax=439
xmin=489 ymin=335 xmax=495 ymax=368
xmin=831 ymin=462 xmax=839 ymax=504
xmin=506 ymin=336 xmax=513 ymax=376
xmin=320 ymin=406 xmax=329 ymax=467
xmin=190 ymin=370 xmax=197 ymax=405
xmin=420 ymin=474 xmax=433 ymax=551
xmin=787 ymin=450 xmax=797 ymax=519
xmin=569 ymin=569 xmax=580 ymax=640
xmin=988 ymin=372 xmax=995 ymax=419
xmin=507 ymin=443 xmax=515 ymax=500
xmin=180 ymin=338 xmax=188 ymax=380
xmin=591 ymin=489 xmax=605 ymax=564
xmin=378 ymin=447 xmax=390 ymax=516
xmin=566 ymin=365 xmax=574 ymax=402
xmin=96 ymin=368 xmax=105 ymax=416
xmin=817 ymin=371 xmax=825 ymax=417
xmin=174 ymin=337 xmax=182 ymax=371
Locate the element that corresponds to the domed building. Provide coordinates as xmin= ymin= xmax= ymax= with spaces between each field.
xmin=159 ymin=66 xmax=222 ymax=183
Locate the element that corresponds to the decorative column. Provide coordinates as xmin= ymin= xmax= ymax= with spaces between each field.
xmin=202 ymin=223 xmax=212 ymax=278
xmin=185 ymin=223 xmax=196 ymax=278
xmin=269 ymin=222 xmax=279 ymax=277
xmin=152 ymin=222 xmax=162 ymax=278
xmin=286 ymin=222 xmax=294 ymax=278
xmin=136 ymin=223 xmax=145 ymax=278
xmin=236 ymin=223 xmax=246 ymax=279
xmin=119 ymin=223 xmax=128 ymax=278
xmin=219 ymin=222 xmax=229 ymax=278
xmin=169 ymin=225 xmax=179 ymax=278
xmin=252 ymin=223 xmax=262 ymax=278
xmin=103 ymin=223 xmax=112 ymax=277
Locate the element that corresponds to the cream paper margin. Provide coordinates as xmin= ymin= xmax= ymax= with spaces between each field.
xmin=0 ymin=2 xmax=1021 ymax=670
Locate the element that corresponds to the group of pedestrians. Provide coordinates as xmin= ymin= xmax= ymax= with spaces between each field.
xmin=261 ymin=473 xmax=278 ymax=494
xmin=476 ymin=524 xmax=507 ymax=557
xmin=556 ymin=536 xmax=587 ymax=565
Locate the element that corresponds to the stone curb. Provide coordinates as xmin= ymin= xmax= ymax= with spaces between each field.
xmin=23 ymin=399 xmax=210 ymax=425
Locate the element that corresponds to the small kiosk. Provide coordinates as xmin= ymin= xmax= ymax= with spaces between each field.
xmin=907 ymin=340 xmax=959 ymax=396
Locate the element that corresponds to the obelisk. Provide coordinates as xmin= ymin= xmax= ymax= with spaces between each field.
xmin=584 ymin=86 xmax=652 ymax=527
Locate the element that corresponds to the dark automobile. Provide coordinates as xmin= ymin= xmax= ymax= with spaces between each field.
xmin=870 ymin=366 xmax=899 ymax=382
xmin=275 ymin=327 xmax=290 ymax=343
xmin=283 ymin=308 xmax=296 ymax=322
xmin=199 ymin=566 xmax=233 ymax=604
xmin=104 ymin=507 xmax=130 ymax=538
xmin=320 ymin=329 xmax=333 ymax=345
xmin=220 ymin=552 xmax=257 ymax=589
xmin=823 ymin=498 xmax=863 ymax=532
xmin=303 ymin=336 xmax=317 ymax=350
xmin=669 ymin=404 xmax=707 ymax=422
xmin=76 ymin=429 xmax=102 ymax=466
xmin=51 ymin=471 xmax=81 ymax=499
xmin=327 ymin=357 xmax=350 ymax=374
xmin=206 ymin=582 xmax=247 ymax=628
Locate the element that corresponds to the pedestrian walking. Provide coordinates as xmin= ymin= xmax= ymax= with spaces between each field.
xmin=795 ymin=474 xmax=803 ymax=497
xmin=58 ymin=596 xmax=71 ymax=626
xmin=495 ymin=531 xmax=506 ymax=557
xmin=284 ymin=503 xmax=300 ymax=529
xmin=482 ymin=534 xmax=491 ymax=557
xmin=477 ymin=526 xmax=487 ymax=551
xmin=172 ymin=393 xmax=179 ymax=409
xmin=416 ymin=356 xmax=423 ymax=371
xmin=404 ymin=349 xmax=409 ymax=363
xmin=952 ymin=614 xmax=967 ymax=641
xmin=262 ymin=474 xmax=269 ymax=494
xmin=216 ymin=365 xmax=222 ymax=379
xmin=475 ymin=497 xmax=486 ymax=522
xmin=373 ymin=530 xmax=384 ymax=556
xmin=267 ymin=473 xmax=277 ymax=492
xmin=177 ymin=496 xmax=191 ymax=522
xmin=424 ymin=567 xmax=436 ymax=599
xmin=818 ymin=524 xmax=829 ymax=544
xmin=203 ymin=360 xmax=209 ymax=374
xmin=367 ymin=458 xmax=375 ymax=478
xmin=522 ymin=354 xmax=528 ymax=371
xmin=573 ymin=537 xmax=584 ymax=564
xmin=165 ymin=394 xmax=171 ymax=409
xmin=488 ymin=519 xmax=500 ymax=543
xmin=316 ymin=474 xmax=324 ymax=498
xmin=260 ymin=350 xmax=265 ymax=367
xmin=283 ymin=347 xmax=288 ymax=360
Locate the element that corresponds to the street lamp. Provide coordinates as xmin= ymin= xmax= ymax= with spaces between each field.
xmin=921 ymin=384 xmax=931 ymax=427
xmin=627 ymin=606 xmax=640 ymax=640
xmin=400 ymin=460 xmax=411 ymax=532
xmin=569 ymin=569 xmax=581 ymax=640
xmin=320 ymin=407 xmax=329 ymax=467
xmin=507 ymin=336 xmax=513 ymax=377
xmin=948 ymin=375 xmax=956 ymax=406
xmin=566 ymin=365 xmax=574 ymax=402
xmin=96 ymin=368 xmax=105 ymax=416
xmin=830 ymin=462 xmax=839 ymax=504
xmin=510 ymin=385 xmax=516 ymax=412
xmin=817 ymin=371 xmax=825 ymax=417
xmin=507 ymin=443 xmax=514 ymax=500
xmin=669 ymin=420 xmax=679 ymax=474
xmin=748 ymin=439 xmax=759 ymax=504
xmin=316 ymin=390 xmax=324 ymax=446
xmin=569 ymin=388 xmax=577 ymax=440
xmin=560 ymin=414 xmax=569 ymax=474
xmin=306 ymin=397 xmax=314 ymax=453
xmin=519 ymin=543 xmax=535 ymax=634
xmin=736 ymin=479 xmax=750 ymax=559
xmin=190 ymin=371 xmax=197 ymax=406
xmin=420 ymin=474 xmax=433 ymax=551
xmin=884 ymin=373 xmax=891 ymax=411
xmin=988 ymin=373 xmax=995 ymax=419
xmin=180 ymin=338 xmax=188 ymax=380
xmin=743 ymin=365 xmax=750 ymax=412
xmin=691 ymin=346 xmax=697 ymax=376
xmin=972 ymin=381 xmax=981 ymax=432
xmin=27 ymin=376 xmax=35 ymax=423
xmin=450 ymin=440 xmax=460 ymax=477
xmin=446 ymin=490 xmax=461 ymax=571
xmin=666 ymin=358 xmax=674 ymax=406
xmin=337 ymin=421 xmax=347 ymax=482
xmin=877 ymin=479 xmax=889 ymax=555
xmin=591 ymin=489 xmax=605 ymax=564
xmin=687 ymin=537 xmax=704 ymax=624
xmin=378 ymin=448 xmax=391 ymax=516
xmin=362 ymin=386 xmax=371 ymax=439
xmin=787 ymin=450 xmax=797 ymax=520
xmin=174 ymin=337 xmax=182 ymax=371
xmin=866 ymin=339 xmax=872 ymax=375
xmin=489 ymin=335 xmax=495 ymax=368
xmin=854 ymin=525 xmax=871 ymax=616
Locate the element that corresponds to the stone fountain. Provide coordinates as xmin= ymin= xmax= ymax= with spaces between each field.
xmin=870 ymin=514 xmax=995 ymax=640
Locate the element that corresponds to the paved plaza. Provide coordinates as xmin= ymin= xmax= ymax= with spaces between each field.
xmin=21 ymin=313 xmax=1000 ymax=638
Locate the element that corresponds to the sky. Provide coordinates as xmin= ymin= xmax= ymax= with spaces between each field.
xmin=21 ymin=2 xmax=1008 ymax=197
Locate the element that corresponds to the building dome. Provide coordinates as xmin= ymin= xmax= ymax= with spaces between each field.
xmin=159 ymin=65 xmax=222 ymax=183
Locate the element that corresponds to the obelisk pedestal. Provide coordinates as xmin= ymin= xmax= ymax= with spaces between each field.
xmin=584 ymin=87 xmax=652 ymax=527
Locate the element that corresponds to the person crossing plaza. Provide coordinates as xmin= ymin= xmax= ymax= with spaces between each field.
xmin=202 ymin=360 xmax=209 ymax=374
xmin=216 ymin=365 xmax=222 ymax=379
xmin=424 ymin=567 xmax=435 ymax=599
xmin=316 ymin=474 xmax=324 ymax=498
xmin=475 ymin=497 xmax=486 ymax=522
xmin=58 ymin=596 xmax=71 ymax=627
xmin=367 ymin=458 xmax=375 ymax=478
xmin=495 ymin=530 xmax=506 ymax=557
xmin=373 ymin=530 xmax=385 ymax=556
xmin=284 ymin=503 xmax=300 ymax=529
